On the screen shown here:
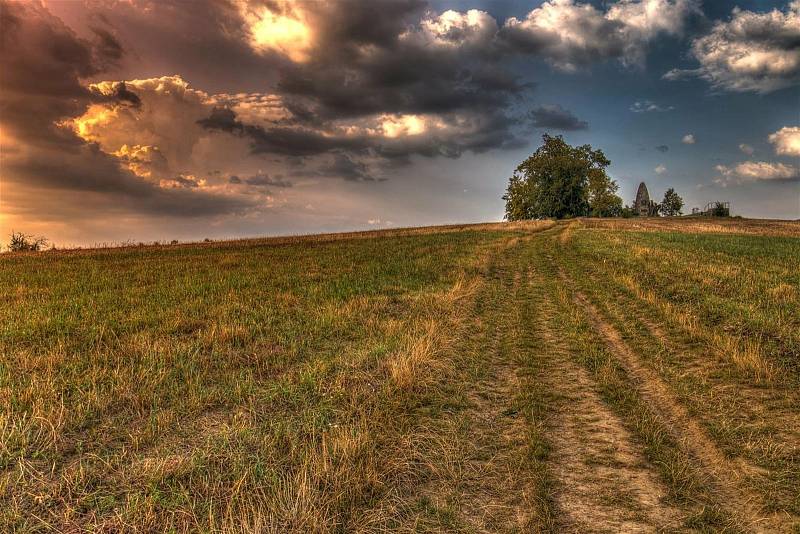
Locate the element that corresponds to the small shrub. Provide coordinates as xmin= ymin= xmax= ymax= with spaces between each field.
xmin=8 ymin=232 xmax=49 ymax=252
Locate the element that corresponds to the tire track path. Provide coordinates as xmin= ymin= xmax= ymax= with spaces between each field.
xmin=532 ymin=267 xmax=684 ymax=533
xmin=573 ymin=291 xmax=790 ymax=533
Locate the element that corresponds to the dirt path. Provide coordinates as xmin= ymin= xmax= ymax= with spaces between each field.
xmin=573 ymin=291 xmax=790 ymax=533
xmin=534 ymin=277 xmax=684 ymax=533
xmin=408 ymin=244 xmax=541 ymax=532
xmin=452 ymin=348 xmax=536 ymax=532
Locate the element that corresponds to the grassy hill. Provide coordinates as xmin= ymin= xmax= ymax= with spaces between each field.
xmin=2 ymin=218 xmax=799 ymax=532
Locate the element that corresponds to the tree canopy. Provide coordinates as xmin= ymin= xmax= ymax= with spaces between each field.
xmin=503 ymin=134 xmax=622 ymax=220
xmin=661 ymin=188 xmax=684 ymax=216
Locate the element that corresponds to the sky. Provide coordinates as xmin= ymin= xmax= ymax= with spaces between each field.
xmin=1 ymin=0 xmax=798 ymax=246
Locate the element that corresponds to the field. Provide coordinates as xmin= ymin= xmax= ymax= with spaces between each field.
xmin=1 ymin=218 xmax=799 ymax=532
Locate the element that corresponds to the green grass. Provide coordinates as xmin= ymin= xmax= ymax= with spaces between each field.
xmin=556 ymin=224 xmax=800 ymax=522
xmin=2 ymin=218 xmax=798 ymax=532
xmin=1 ymin=227 xmax=531 ymax=530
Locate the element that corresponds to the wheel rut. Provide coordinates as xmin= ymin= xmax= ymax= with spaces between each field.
xmin=413 ymin=248 xmax=538 ymax=532
xmin=534 ymin=277 xmax=684 ymax=533
xmin=572 ymin=290 xmax=790 ymax=533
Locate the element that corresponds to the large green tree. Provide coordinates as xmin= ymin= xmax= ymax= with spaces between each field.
xmin=588 ymin=170 xmax=623 ymax=217
xmin=503 ymin=134 xmax=621 ymax=220
xmin=661 ymin=187 xmax=684 ymax=216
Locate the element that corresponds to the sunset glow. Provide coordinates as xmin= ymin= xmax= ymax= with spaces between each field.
xmin=67 ymin=105 xmax=119 ymax=143
xmin=380 ymin=114 xmax=429 ymax=138
xmin=0 ymin=0 xmax=797 ymax=247
xmin=245 ymin=5 xmax=312 ymax=61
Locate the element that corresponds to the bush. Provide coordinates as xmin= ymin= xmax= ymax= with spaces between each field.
xmin=8 ymin=232 xmax=49 ymax=252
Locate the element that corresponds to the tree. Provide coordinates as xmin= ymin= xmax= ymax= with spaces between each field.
xmin=8 ymin=232 xmax=48 ymax=252
xmin=503 ymin=134 xmax=621 ymax=220
xmin=588 ymin=170 xmax=623 ymax=217
xmin=661 ymin=188 xmax=684 ymax=216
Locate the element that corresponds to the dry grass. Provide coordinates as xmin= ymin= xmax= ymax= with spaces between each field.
xmin=581 ymin=216 xmax=800 ymax=237
xmin=0 ymin=220 xmax=552 ymax=532
xmin=2 ymin=216 xmax=797 ymax=531
xmin=1 ymin=220 xmax=552 ymax=258
xmin=555 ymin=220 xmax=800 ymax=527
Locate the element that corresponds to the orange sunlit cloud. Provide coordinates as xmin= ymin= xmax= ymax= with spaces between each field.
xmin=241 ymin=3 xmax=313 ymax=62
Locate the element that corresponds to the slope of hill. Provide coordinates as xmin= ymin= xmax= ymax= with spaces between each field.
xmin=2 ymin=218 xmax=798 ymax=532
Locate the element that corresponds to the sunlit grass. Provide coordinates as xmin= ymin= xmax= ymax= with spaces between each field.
xmin=2 ymin=217 xmax=798 ymax=530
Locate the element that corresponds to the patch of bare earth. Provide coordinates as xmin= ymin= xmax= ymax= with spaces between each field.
xmin=536 ymin=286 xmax=684 ymax=532
xmin=574 ymin=292 xmax=792 ymax=533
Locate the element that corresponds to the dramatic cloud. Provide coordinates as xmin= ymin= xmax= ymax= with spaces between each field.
xmin=769 ymin=126 xmax=800 ymax=157
xmin=4 ymin=0 xmax=797 ymax=243
xmin=630 ymin=100 xmax=674 ymax=112
xmin=243 ymin=173 xmax=293 ymax=188
xmin=502 ymin=0 xmax=699 ymax=71
xmin=682 ymin=134 xmax=696 ymax=144
xmin=529 ymin=104 xmax=588 ymax=130
xmin=715 ymin=160 xmax=800 ymax=186
xmin=665 ymin=2 xmax=800 ymax=93
xmin=239 ymin=2 xmax=314 ymax=62
xmin=0 ymin=1 xmax=252 ymax=220
xmin=317 ymin=154 xmax=377 ymax=182
xmin=417 ymin=9 xmax=499 ymax=49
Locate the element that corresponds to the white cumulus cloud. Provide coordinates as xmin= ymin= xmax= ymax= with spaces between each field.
xmin=654 ymin=164 xmax=667 ymax=174
xmin=417 ymin=9 xmax=498 ymax=48
xmin=501 ymin=0 xmax=699 ymax=71
xmin=682 ymin=133 xmax=695 ymax=144
xmin=665 ymin=2 xmax=800 ymax=93
xmin=769 ymin=126 xmax=800 ymax=156
xmin=714 ymin=160 xmax=800 ymax=186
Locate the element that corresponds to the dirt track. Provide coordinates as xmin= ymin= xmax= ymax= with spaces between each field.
xmin=413 ymin=222 xmax=799 ymax=532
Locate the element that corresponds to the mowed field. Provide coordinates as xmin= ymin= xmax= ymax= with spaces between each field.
xmin=2 ymin=218 xmax=799 ymax=532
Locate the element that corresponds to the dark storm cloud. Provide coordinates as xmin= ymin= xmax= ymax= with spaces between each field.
xmin=196 ymin=105 xmax=521 ymax=166
xmin=655 ymin=145 xmax=669 ymax=153
xmin=53 ymin=0 xmax=278 ymax=94
xmin=276 ymin=41 xmax=524 ymax=122
xmin=198 ymin=107 xmax=372 ymax=156
xmin=310 ymin=0 xmax=426 ymax=48
xmin=320 ymin=155 xmax=376 ymax=182
xmin=107 ymin=82 xmax=142 ymax=108
xmin=89 ymin=25 xmax=124 ymax=64
xmin=0 ymin=0 xmax=252 ymax=217
xmin=244 ymin=173 xmax=293 ymax=187
xmin=0 ymin=1 xmax=102 ymax=150
xmin=261 ymin=0 xmax=529 ymax=157
xmin=197 ymin=107 xmax=243 ymax=133
xmin=170 ymin=175 xmax=200 ymax=188
xmin=529 ymin=105 xmax=588 ymax=131
xmin=4 ymin=145 xmax=250 ymax=217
